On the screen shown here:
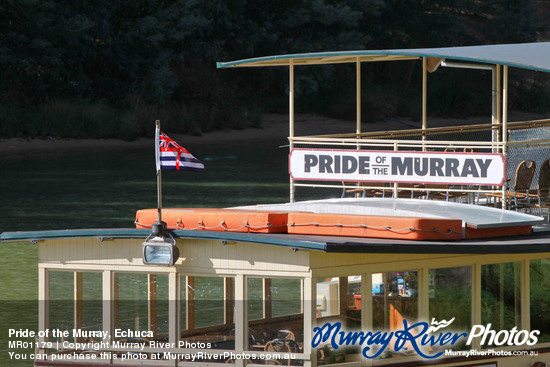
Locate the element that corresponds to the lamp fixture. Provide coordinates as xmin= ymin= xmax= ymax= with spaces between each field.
xmin=142 ymin=222 xmax=179 ymax=266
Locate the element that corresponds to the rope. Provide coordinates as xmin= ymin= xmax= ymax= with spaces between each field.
xmin=287 ymin=222 xmax=461 ymax=235
xmin=136 ymin=219 xmax=461 ymax=236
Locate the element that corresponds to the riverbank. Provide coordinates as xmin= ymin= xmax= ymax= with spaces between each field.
xmin=1 ymin=112 xmax=548 ymax=158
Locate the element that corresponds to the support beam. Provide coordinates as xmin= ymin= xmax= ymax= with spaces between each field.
xmin=472 ymin=264 xmax=482 ymax=351
xmin=303 ymin=276 xmax=315 ymax=367
xmin=264 ymin=278 xmax=272 ymax=320
xmin=74 ymin=272 xmax=83 ymax=342
xmin=289 ymin=61 xmax=295 ymax=203
xmin=234 ymin=275 xmax=246 ymax=367
xmin=521 ymin=259 xmax=530 ymax=332
xmin=502 ymin=65 xmax=509 ymax=209
xmin=168 ymin=272 xmax=178 ymax=347
xmin=422 ymin=58 xmax=427 ymax=131
xmin=225 ymin=277 xmax=234 ymax=325
xmin=187 ymin=276 xmax=195 ymax=331
xmin=103 ymin=271 xmax=114 ymax=343
xmin=356 ymin=59 xmax=361 ymax=137
xmin=497 ymin=64 xmax=502 ymax=145
xmin=362 ymin=273 xmax=373 ymax=367
xmin=491 ymin=65 xmax=499 ymax=152
xmin=148 ymin=274 xmax=158 ymax=336
xmin=38 ymin=267 xmax=49 ymax=358
xmin=418 ymin=268 xmax=430 ymax=325
xmin=338 ymin=276 xmax=348 ymax=315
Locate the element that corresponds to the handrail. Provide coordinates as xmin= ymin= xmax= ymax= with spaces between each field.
xmin=289 ymin=119 xmax=550 ymax=141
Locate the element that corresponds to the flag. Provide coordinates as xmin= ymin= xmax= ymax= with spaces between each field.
xmin=155 ymin=129 xmax=204 ymax=171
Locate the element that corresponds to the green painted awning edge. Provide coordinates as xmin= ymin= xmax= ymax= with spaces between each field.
xmin=0 ymin=228 xmax=327 ymax=252
xmin=217 ymin=42 xmax=550 ymax=73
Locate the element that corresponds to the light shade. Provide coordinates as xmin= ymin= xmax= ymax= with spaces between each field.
xmin=142 ymin=235 xmax=179 ymax=266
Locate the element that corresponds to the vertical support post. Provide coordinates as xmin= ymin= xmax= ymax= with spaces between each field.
xmin=338 ymin=276 xmax=349 ymax=315
xmin=168 ymin=272 xmax=179 ymax=348
xmin=418 ymin=268 xmax=430 ymax=322
xmin=264 ymin=278 xmax=272 ymax=320
xmin=225 ymin=277 xmax=234 ymax=325
xmin=38 ymin=267 xmax=49 ymax=358
xmin=74 ymin=272 xmax=83 ymax=341
xmin=303 ymin=276 xmax=315 ymax=367
xmin=234 ymin=274 xmax=246 ymax=367
xmin=155 ymin=120 xmax=163 ymax=223
xmin=356 ymin=58 xmax=362 ymax=138
xmin=472 ymin=264 xmax=482 ymax=351
xmin=103 ymin=270 xmax=113 ymax=343
xmin=393 ymin=142 xmax=399 ymax=197
xmin=187 ymin=276 xmax=195 ymax=331
xmin=362 ymin=273 xmax=373 ymax=367
xmin=422 ymin=57 xmax=428 ymax=151
xmin=499 ymin=264 xmax=505 ymax=327
xmin=502 ymin=65 xmax=509 ymax=209
xmin=289 ymin=61 xmax=295 ymax=203
xmin=113 ymin=273 xmax=119 ymax=330
xmin=491 ymin=65 xmax=498 ymax=152
xmin=521 ymin=259 xmax=530 ymax=332
xmin=148 ymin=274 xmax=158 ymax=336
xmin=496 ymin=65 xmax=502 ymax=146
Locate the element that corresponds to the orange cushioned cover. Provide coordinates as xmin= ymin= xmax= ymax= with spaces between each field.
xmin=465 ymin=225 xmax=532 ymax=239
xmin=136 ymin=208 xmax=288 ymax=233
xmin=286 ymin=212 xmax=463 ymax=241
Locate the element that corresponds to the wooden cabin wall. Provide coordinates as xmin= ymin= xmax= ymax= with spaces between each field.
xmin=38 ymin=238 xmax=310 ymax=275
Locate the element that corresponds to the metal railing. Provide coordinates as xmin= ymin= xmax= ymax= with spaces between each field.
xmin=289 ymin=119 xmax=550 ymax=213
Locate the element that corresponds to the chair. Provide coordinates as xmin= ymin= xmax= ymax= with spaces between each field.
xmin=488 ymin=160 xmax=536 ymax=212
xmin=425 ymin=184 xmax=469 ymax=202
xmin=534 ymin=159 xmax=550 ymax=216
xmin=265 ymin=338 xmax=300 ymax=365
xmin=395 ymin=183 xmax=427 ymax=199
xmin=277 ymin=329 xmax=295 ymax=340
xmin=341 ymin=182 xmax=389 ymax=198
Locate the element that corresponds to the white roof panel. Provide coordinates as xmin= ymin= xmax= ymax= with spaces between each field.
xmin=234 ymin=198 xmax=543 ymax=229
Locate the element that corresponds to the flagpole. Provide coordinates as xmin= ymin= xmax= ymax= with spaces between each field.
xmin=155 ymin=120 xmax=165 ymax=235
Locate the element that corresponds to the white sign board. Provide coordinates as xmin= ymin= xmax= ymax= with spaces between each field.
xmin=289 ymin=149 xmax=505 ymax=186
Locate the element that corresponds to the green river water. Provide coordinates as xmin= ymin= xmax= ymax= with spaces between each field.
xmin=0 ymin=137 xmax=290 ymax=366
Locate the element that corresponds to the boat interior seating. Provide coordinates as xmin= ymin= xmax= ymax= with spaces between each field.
xmin=486 ymin=160 xmax=537 ymax=213
xmin=341 ymin=181 xmax=390 ymax=198
xmin=532 ymin=159 xmax=550 ymax=216
xmin=342 ymin=181 xmax=469 ymax=202
xmin=444 ymin=147 xmax=474 ymax=153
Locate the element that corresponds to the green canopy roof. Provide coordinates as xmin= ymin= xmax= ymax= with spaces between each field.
xmin=217 ymin=42 xmax=550 ymax=73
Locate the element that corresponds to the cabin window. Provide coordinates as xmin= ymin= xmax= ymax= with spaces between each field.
xmin=316 ymin=276 xmax=362 ymax=328
xmin=248 ymin=277 xmax=264 ymax=321
xmin=246 ymin=277 xmax=303 ymax=360
xmin=48 ymin=271 xmax=74 ymax=341
xmin=481 ymin=262 xmax=521 ymax=347
xmin=530 ymin=258 xmax=550 ymax=343
xmin=271 ymin=278 xmax=302 ymax=317
xmin=315 ymin=276 xmax=362 ymax=365
xmin=429 ymin=266 xmax=471 ymax=352
xmin=429 ymin=266 xmax=471 ymax=330
xmin=114 ymin=273 xmax=169 ymax=340
xmin=373 ymin=271 xmax=418 ymax=330
xmin=372 ymin=271 xmax=418 ymax=358
xmin=47 ymin=271 xmax=102 ymax=343
xmin=180 ymin=276 xmax=235 ymax=351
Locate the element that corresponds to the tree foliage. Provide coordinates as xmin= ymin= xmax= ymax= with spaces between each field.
xmin=0 ymin=0 xmax=545 ymax=137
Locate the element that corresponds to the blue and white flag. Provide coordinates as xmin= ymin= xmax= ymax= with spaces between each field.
xmin=155 ymin=129 xmax=204 ymax=171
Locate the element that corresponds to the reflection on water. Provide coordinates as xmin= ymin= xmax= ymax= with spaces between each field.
xmin=0 ymin=140 xmax=288 ymax=366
